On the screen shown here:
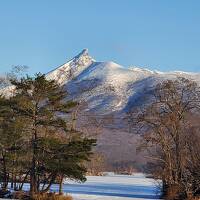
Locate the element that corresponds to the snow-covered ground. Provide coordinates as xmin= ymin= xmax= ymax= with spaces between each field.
xmin=52 ymin=173 xmax=161 ymax=200
xmin=7 ymin=173 xmax=161 ymax=200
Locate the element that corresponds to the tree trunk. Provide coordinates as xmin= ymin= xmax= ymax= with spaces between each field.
xmin=59 ymin=175 xmax=64 ymax=195
xmin=41 ymin=174 xmax=56 ymax=193
xmin=30 ymin=128 xmax=38 ymax=197
xmin=11 ymin=171 xmax=14 ymax=189
xmin=2 ymin=154 xmax=8 ymax=191
xmin=19 ymin=171 xmax=30 ymax=191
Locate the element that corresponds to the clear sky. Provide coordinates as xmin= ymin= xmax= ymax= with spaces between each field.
xmin=0 ymin=0 xmax=200 ymax=75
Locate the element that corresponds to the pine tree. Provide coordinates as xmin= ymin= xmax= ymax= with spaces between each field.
xmin=8 ymin=73 xmax=96 ymax=197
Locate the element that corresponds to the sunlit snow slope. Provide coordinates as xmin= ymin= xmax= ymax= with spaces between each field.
xmin=1 ymin=49 xmax=200 ymax=114
xmin=46 ymin=49 xmax=200 ymax=114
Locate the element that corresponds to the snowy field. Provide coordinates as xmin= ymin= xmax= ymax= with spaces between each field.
xmin=6 ymin=173 xmax=161 ymax=200
xmin=53 ymin=173 xmax=161 ymax=200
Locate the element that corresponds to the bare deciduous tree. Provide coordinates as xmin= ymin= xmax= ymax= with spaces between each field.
xmin=129 ymin=78 xmax=200 ymax=199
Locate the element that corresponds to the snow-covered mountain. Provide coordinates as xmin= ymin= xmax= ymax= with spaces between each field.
xmin=45 ymin=49 xmax=200 ymax=114
xmin=1 ymin=49 xmax=200 ymax=114
xmin=1 ymin=49 xmax=200 ymax=166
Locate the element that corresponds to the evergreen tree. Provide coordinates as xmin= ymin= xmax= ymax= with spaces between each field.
xmin=4 ymin=73 xmax=96 ymax=197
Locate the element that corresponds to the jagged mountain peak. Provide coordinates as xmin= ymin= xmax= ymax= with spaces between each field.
xmin=72 ymin=48 xmax=95 ymax=65
xmin=76 ymin=48 xmax=89 ymax=57
xmin=46 ymin=49 xmax=94 ymax=84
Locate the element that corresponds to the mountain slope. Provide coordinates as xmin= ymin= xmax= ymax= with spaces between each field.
xmin=46 ymin=49 xmax=94 ymax=84
xmin=1 ymin=49 xmax=200 ymax=168
xmin=46 ymin=49 xmax=200 ymax=114
xmin=2 ymin=49 xmax=199 ymax=113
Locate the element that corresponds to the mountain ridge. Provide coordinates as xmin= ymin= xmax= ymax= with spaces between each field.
xmin=45 ymin=49 xmax=200 ymax=114
xmin=1 ymin=49 xmax=200 ymax=113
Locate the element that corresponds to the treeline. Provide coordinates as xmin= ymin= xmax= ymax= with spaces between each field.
xmin=129 ymin=78 xmax=200 ymax=199
xmin=109 ymin=161 xmax=137 ymax=175
xmin=0 ymin=73 xmax=96 ymax=199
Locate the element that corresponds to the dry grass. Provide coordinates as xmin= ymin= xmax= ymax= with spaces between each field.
xmin=189 ymin=197 xmax=200 ymax=200
xmin=33 ymin=193 xmax=73 ymax=200
xmin=12 ymin=192 xmax=73 ymax=200
xmin=13 ymin=191 xmax=30 ymax=199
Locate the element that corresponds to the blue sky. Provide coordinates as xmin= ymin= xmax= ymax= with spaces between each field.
xmin=0 ymin=0 xmax=200 ymax=74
